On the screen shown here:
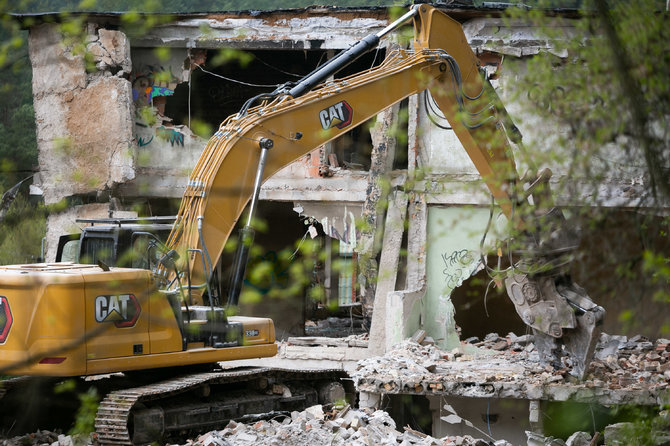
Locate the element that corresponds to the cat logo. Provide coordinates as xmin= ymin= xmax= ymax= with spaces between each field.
xmin=94 ymin=294 xmax=141 ymax=328
xmin=319 ymin=100 xmax=353 ymax=130
xmin=0 ymin=296 xmax=13 ymax=344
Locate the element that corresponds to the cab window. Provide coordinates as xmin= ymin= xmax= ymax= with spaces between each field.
xmin=80 ymin=237 xmax=115 ymax=266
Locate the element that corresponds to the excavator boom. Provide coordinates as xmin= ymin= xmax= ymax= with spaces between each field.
xmin=162 ymin=5 xmax=603 ymax=377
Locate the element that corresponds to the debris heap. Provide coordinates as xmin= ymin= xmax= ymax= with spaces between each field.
xmin=191 ymin=405 xmax=509 ymax=446
xmin=353 ymin=332 xmax=670 ymax=405
xmin=0 ymin=431 xmax=79 ymax=446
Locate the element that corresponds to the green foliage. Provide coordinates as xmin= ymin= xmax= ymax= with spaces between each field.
xmin=0 ymin=193 xmax=47 ymax=264
xmin=507 ymin=0 xmax=669 ymax=205
xmin=0 ymin=19 xmax=36 ymax=191
xmin=12 ymin=0 xmax=414 ymax=14
xmin=211 ymin=48 xmax=254 ymax=68
xmin=502 ymin=1 xmax=670 ymax=438
xmin=643 ymin=248 xmax=670 ymax=303
xmin=54 ymin=380 xmax=100 ymax=438
xmin=607 ymin=405 xmax=670 ymax=446
xmin=190 ymin=118 xmax=213 ymax=139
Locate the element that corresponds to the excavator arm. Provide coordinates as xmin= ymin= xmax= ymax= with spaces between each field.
xmin=414 ymin=4 xmax=605 ymax=378
xmin=163 ymin=4 xmax=603 ymax=378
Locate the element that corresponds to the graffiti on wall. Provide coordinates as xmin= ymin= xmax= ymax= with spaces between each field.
xmin=441 ymin=249 xmax=475 ymax=290
xmin=131 ymin=65 xmax=179 ymax=108
xmin=156 ymin=126 xmax=185 ymax=147
xmin=137 ymin=135 xmax=153 ymax=147
xmin=131 ymin=65 xmax=186 ymax=149
xmin=135 ymin=126 xmax=185 ymax=148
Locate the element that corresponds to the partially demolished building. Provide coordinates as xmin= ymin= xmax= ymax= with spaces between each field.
xmin=19 ymin=0 xmax=669 ymax=442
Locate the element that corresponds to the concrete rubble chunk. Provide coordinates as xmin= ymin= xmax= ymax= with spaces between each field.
xmin=411 ymin=329 xmax=427 ymax=344
xmin=604 ymin=422 xmax=634 ymax=446
xmin=234 ymin=431 xmax=257 ymax=443
xmin=197 ymin=432 xmax=229 ymax=446
xmin=565 ymin=431 xmax=591 ymax=446
xmin=526 ymin=431 xmax=567 ymax=445
xmin=56 ymin=435 xmax=72 ymax=446
xmin=304 ymin=404 xmax=325 ymax=421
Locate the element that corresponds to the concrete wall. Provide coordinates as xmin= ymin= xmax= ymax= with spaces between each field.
xmin=29 ymin=23 xmax=135 ymax=206
xmin=29 ymin=23 xmax=138 ymax=260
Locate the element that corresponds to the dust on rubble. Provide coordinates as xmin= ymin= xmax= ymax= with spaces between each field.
xmin=187 ymin=405 xmax=506 ymax=446
xmin=353 ymin=332 xmax=670 ymax=401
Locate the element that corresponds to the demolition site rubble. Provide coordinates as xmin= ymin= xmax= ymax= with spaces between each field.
xmin=0 ymin=431 xmax=82 ymax=446
xmin=188 ymin=405 xmax=510 ymax=446
xmin=353 ymin=332 xmax=670 ymax=406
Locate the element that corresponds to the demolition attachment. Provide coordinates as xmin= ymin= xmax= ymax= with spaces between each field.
xmin=503 ymin=171 xmax=605 ymax=379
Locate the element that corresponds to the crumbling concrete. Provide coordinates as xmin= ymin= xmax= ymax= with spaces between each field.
xmin=462 ymin=18 xmax=576 ymax=58
xmin=352 ymin=333 xmax=670 ymax=443
xmin=222 ymin=335 xmax=370 ymax=374
xmin=88 ymin=29 xmax=132 ymax=73
xmin=354 ymin=335 xmax=670 ymax=406
xmin=358 ymin=103 xmax=401 ymax=313
xmin=134 ymin=13 xmax=389 ymax=50
xmin=29 ymin=23 xmax=135 ymax=205
xmin=0 ymin=431 xmax=85 ymax=446
xmin=368 ymin=190 xmax=408 ymax=355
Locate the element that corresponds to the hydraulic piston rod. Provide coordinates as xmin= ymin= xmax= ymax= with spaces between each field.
xmin=227 ymin=138 xmax=274 ymax=307
xmin=288 ymin=6 xmax=419 ymax=98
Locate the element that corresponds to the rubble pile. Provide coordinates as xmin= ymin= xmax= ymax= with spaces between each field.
xmin=353 ymin=337 xmax=541 ymax=398
xmin=0 ymin=431 xmax=79 ymax=446
xmin=190 ymin=405 xmax=508 ymax=446
xmin=467 ymin=332 xmax=670 ymax=390
xmin=353 ymin=332 xmax=670 ymax=403
xmin=589 ymin=334 xmax=670 ymax=388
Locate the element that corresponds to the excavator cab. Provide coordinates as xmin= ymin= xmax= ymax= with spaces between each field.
xmin=55 ymin=216 xmax=175 ymax=268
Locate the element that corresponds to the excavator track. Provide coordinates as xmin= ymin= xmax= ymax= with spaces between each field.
xmin=95 ymin=367 xmax=348 ymax=445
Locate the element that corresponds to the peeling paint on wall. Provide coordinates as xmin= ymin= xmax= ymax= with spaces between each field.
xmin=294 ymin=202 xmax=361 ymax=248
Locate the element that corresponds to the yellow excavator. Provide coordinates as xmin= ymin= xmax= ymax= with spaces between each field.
xmin=0 ymin=4 xmax=604 ymax=444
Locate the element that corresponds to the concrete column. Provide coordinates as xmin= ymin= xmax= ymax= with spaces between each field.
xmin=368 ymin=190 xmax=408 ymax=355
xmin=405 ymin=192 xmax=427 ymax=290
xmin=528 ymin=400 xmax=543 ymax=434
xmin=358 ymin=103 xmax=401 ymax=314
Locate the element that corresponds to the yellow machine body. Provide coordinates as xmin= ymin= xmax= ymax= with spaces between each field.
xmin=0 ymin=263 xmax=275 ymax=376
